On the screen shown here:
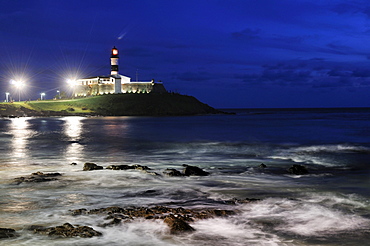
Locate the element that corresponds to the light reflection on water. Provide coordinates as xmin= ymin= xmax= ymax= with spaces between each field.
xmin=1 ymin=196 xmax=38 ymax=213
xmin=102 ymin=117 xmax=130 ymax=137
xmin=63 ymin=117 xmax=84 ymax=163
xmin=63 ymin=117 xmax=83 ymax=141
xmin=9 ymin=117 xmax=33 ymax=160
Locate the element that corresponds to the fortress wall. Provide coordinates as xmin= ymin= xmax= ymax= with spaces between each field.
xmin=73 ymin=83 xmax=165 ymax=97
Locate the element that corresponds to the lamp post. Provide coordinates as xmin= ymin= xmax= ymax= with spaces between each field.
xmin=40 ymin=93 xmax=45 ymax=100
xmin=57 ymin=90 xmax=60 ymax=99
xmin=5 ymin=92 xmax=9 ymax=102
xmin=67 ymin=78 xmax=76 ymax=99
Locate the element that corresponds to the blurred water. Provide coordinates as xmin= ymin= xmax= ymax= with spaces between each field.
xmin=0 ymin=108 xmax=370 ymax=245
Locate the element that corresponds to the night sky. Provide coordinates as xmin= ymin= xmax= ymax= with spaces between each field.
xmin=1 ymin=0 xmax=370 ymax=108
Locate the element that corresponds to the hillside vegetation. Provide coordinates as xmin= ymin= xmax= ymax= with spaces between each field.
xmin=0 ymin=93 xmax=224 ymax=117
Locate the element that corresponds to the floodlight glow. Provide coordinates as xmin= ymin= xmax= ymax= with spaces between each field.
xmin=10 ymin=78 xmax=25 ymax=101
xmin=66 ymin=78 xmax=77 ymax=87
xmin=10 ymin=79 xmax=24 ymax=88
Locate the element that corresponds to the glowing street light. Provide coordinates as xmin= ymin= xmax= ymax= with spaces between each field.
xmin=57 ymin=90 xmax=61 ymax=99
xmin=5 ymin=92 xmax=10 ymax=102
xmin=10 ymin=79 xmax=24 ymax=102
xmin=66 ymin=78 xmax=76 ymax=86
xmin=40 ymin=93 xmax=45 ymax=100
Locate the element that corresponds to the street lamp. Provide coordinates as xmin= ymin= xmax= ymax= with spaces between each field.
xmin=10 ymin=79 xmax=24 ymax=102
xmin=5 ymin=92 xmax=9 ymax=102
xmin=57 ymin=90 xmax=61 ymax=99
xmin=40 ymin=93 xmax=45 ymax=100
xmin=66 ymin=79 xmax=76 ymax=86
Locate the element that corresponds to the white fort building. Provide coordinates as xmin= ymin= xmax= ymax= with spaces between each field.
xmin=73 ymin=47 xmax=166 ymax=97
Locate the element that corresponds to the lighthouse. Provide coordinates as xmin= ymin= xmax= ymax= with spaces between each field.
xmin=73 ymin=46 xmax=167 ymax=97
xmin=110 ymin=46 xmax=121 ymax=93
xmin=111 ymin=46 xmax=119 ymax=75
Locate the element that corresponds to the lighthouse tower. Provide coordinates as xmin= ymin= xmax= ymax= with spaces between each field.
xmin=110 ymin=46 xmax=119 ymax=75
xmin=111 ymin=46 xmax=122 ymax=93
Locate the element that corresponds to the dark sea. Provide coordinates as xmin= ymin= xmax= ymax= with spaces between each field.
xmin=1 ymin=108 xmax=369 ymax=245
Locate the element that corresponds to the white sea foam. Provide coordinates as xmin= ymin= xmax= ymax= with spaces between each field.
xmin=268 ymin=144 xmax=370 ymax=166
xmin=241 ymin=194 xmax=370 ymax=237
xmin=179 ymin=218 xmax=294 ymax=246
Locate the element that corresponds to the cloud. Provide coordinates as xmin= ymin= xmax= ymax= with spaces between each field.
xmin=231 ymin=28 xmax=261 ymax=40
xmin=235 ymin=57 xmax=370 ymax=90
xmin=351 ymin=68 xmax=370 ymax=78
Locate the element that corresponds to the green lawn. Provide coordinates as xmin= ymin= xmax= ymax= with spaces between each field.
xmin=0 ymin=93 xmax=221 ymax=116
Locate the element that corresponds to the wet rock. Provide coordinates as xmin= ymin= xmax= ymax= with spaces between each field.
xmin=259 ymin=163 xmax=267 ymax=168
xmin=133 ymin=164 xmax=151 ymax=171
xmin=88 ymin=206 xmax=126 ymax=215
xmin=163 ymin=215 xmax=195 ymax=234
xmin=70 ymin=205 xmax=238 ymax=235
xmin=194 ymin=209 xmax=236 ymax=220
xmin=31 ymin=223 xmax=102 ymax=238
xmin=70 ymin=162 xmax=77 ymax=165
xmin=163 ymin=168 xmax=183 ymax=177
xmin=141 ymin=170 xmax=160 ymax=176
xmin=105 ymin=214 xmax=130 ymax=221
xmin=0 ymin=228 xmax=17 ymax=239
xmin=287 ymin=164 xmax=309 ymax=175
xmin=13 ymin=172 xmax=62 ymax=184
xmin=106 ymin=164 xmax=151 ymax=171
xmin=99 ymin=218 xmax=123 ymax=227
xmin=83 ymin=163 xmax=103 ymax=171
xmin=71 ymin=208 xmax=88 ymax=216
xmin=224 ymin=197 xmax=261 ymax=205
xmin=182 ymin=164 xmax=209 ymax=176
xmin=106 ymin=165 xmax=134 ymax=170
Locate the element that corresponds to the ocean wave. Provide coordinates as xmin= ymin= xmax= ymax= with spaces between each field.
xmin=268 ymin=144 xmax=370 ymax=166
xmin=240 ymin=193 xmax=370 ymax=238
xmin=289 ymin=144 xmax=370 ymax=153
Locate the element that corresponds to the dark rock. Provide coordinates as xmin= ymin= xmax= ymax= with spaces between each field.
xmin=163 ymin=168 xmax=183 ymax=177
xmin=32 ymin=223 xmax=102 ymax=238
xmin=70 ymin=162 xmax=77 ymax=165
xmin=106 ymin=164 xmax=151 ymax=171
xmin=259 ymin=163 xmax=267 ymax=168
xmin=99 ymin=218 xmax=122 ymax=227
xmin=133 ymin=165 xmax=151 ymax=171
xmin=70 ymin=205 xmax=238 ymax=235
xmin=224 ymin=197 xmax=261 ymax=205
xmin=83 ymin=163 xmax=103 ymax=171
xmin=71 ymin=208 xmax=88 ymax=216
xmin=141 ymin=170 xmax=160 ymax=176
xmin=106 ymin=165 xmax=134 ymax=170
xmin=13 ymin=172 xmax=61 ymax=184
xmin=88 ymin=206 xmax=125 ymax=215
xmin=0 ymin=228 xmax=17 ymax=239
xmin=194 ymin=209 xmax=236 ymax=220
xmin=163 ymin=215 xmax=195 ymax=234
xmin=182 ymin=164 xmax=209 ymax=176
xmin=105 ymin=214 xmax=130 ymax=221
xmin=287 ymin=164 xmax=309 ymax=175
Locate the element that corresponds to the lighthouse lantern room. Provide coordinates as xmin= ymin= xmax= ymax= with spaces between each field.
xmin=110 ymin=46 xmax=119 ymax=75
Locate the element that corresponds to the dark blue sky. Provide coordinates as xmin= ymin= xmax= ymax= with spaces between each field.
xmin=1 ymin=0 xmax=370 ymax=108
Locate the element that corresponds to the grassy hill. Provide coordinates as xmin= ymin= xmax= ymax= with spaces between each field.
xmin=0 ymin=93 xmax=224 ymax=117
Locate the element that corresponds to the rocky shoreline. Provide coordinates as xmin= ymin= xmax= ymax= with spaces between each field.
xmin=2 ymin=163 xmax=311 ymax=240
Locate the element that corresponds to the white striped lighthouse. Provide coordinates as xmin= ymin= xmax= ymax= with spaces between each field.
xmin=110 ymin=46 xmax=119 ymax=75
